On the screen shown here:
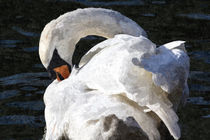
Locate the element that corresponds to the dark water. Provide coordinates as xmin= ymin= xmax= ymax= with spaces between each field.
xmin=0 ymin=0 xmax=210 ymax=139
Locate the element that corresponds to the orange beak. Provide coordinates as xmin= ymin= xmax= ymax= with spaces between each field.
xmin=53 ymin=65 xmax=70 ymax=81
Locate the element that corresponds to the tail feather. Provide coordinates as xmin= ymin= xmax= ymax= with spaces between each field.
xmin=147 ymin=104 xmax=180 ymax=139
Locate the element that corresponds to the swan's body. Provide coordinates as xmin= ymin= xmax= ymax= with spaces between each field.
xmin=39 ymin=8 xmax=189 ymax=140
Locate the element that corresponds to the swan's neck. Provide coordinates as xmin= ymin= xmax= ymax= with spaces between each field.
xmin=39 ymin=8 xmax=147 ymax=68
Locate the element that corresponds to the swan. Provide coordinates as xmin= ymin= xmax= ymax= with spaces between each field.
xmin=39 ymin=8 xmax=189 ymax=140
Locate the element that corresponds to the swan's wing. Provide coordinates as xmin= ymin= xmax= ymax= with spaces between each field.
xmin=134 ymin=41 xmax=189 ymax=139
xmin=139 ymin=41 xmax=190 ymax=94
xmin=163 ymin=41 xmax=187 ymax=53
xmin=76 ymin=35 xmax=189 ymax=139
xmin=162 ymin=41 xmax=190 ymax=106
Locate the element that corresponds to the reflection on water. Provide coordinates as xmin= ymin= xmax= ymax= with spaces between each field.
xmin=187 ymin=97 xmax=210 ymax=105
xmin=23 ymin=46 xmax=38 ymax=52
xmin=7 ymin=101 xmax=44 ymax=111
xmin=12 ymin=26 xmax=40 ymax=37
xmin=0 ymin=115 xmax=44 ymax=127
xmin=72 ymin=0 xmax=145 ymax=6
xmin=0 ymin=40 xmax=23 ymax=48
xmin=0 ymin=0 xmax=210 ymax=139
xmin=178 ymin=13 xmax=210 ymax=21
xmin=0 ymin=90 xmax=19 ymax=100
xmin=190 ymin=71 xmax=210 ymax=82
xmin=202 ymin=114 xmax=210 ymax=118
xmin=0 ymin=72 xmax=49 ymax=86
xmin=141 ymin=13 xmax=156 ymax=17
xmin=190 ymin=51 xmax=210 ymax=64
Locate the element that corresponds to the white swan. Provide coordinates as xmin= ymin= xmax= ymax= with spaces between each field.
xmin=39 ymin=8 xmax=189 ymax=140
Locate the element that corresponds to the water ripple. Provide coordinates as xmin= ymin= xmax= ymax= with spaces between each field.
xmin=73 ymin=0 xmax=145 ymax=6
xmin=23 ymin=46 xmax=38 ymax=52
xmin=6 ymin=101 xmax=45 ymax=111
xmin=33 ymin=64 xmax=44 ymax=69
xmin=177 ymin=13 xmax=210 ymax=21
xmin=0 ymin=115 xmax=44 ymax=127
xmin=140 ymin=13 xmax=156 ymax=17
xmin=0 ymin=72 xmax=50 ymax=87
xmin=0 ymin=90 xmax=19 ymax=100
xmin=12 ymin=26 xmax=40 ymax=37
xmin=35 ymin=90 xmax=44 ymax=95
xmin=189 ymin=51 xmax=210 ymax=64
xmin=20 ymin=86 xmax=38 ymax=91
xmin=151 ymin=0 xmax=166 ymax=5
xmin=202 ymin=115 xmax=210 ymax=118
xmin=190 ymin=84 xmax=210 ymax=92
xmin=0 ymin=40 xmax=23 ymax=48
xmin=190 ymin=71 xmax=210 ymax=82
xmin=187 ymin=97 xmax=210 ymax=105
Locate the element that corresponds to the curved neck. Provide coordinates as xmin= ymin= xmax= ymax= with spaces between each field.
xmin=39 ymin=8 xmax=147 ymax=68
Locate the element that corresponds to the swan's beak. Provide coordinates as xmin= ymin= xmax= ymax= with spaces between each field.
xmin=53 ymin=65 xmax=70 ymax=81
xmin=46 ymin=49 xmax=71 ymax=81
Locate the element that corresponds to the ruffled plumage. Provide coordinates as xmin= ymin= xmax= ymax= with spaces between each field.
xmin=43 ymin=34 xmax=189 ymax=140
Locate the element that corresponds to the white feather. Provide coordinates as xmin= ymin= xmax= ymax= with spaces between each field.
xmin=39 ymin=8 xmax=189 ymax=140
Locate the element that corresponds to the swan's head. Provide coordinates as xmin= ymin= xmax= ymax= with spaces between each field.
xmin=45 ymin=49 xmax=71 ymax=81
xmin=39 ymin=19 xmax=74 ymax=81
xmin=39 ymin=40 xmax=72 ymax=81
xmin=39 ymin=8 xmax=147 ymax=81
